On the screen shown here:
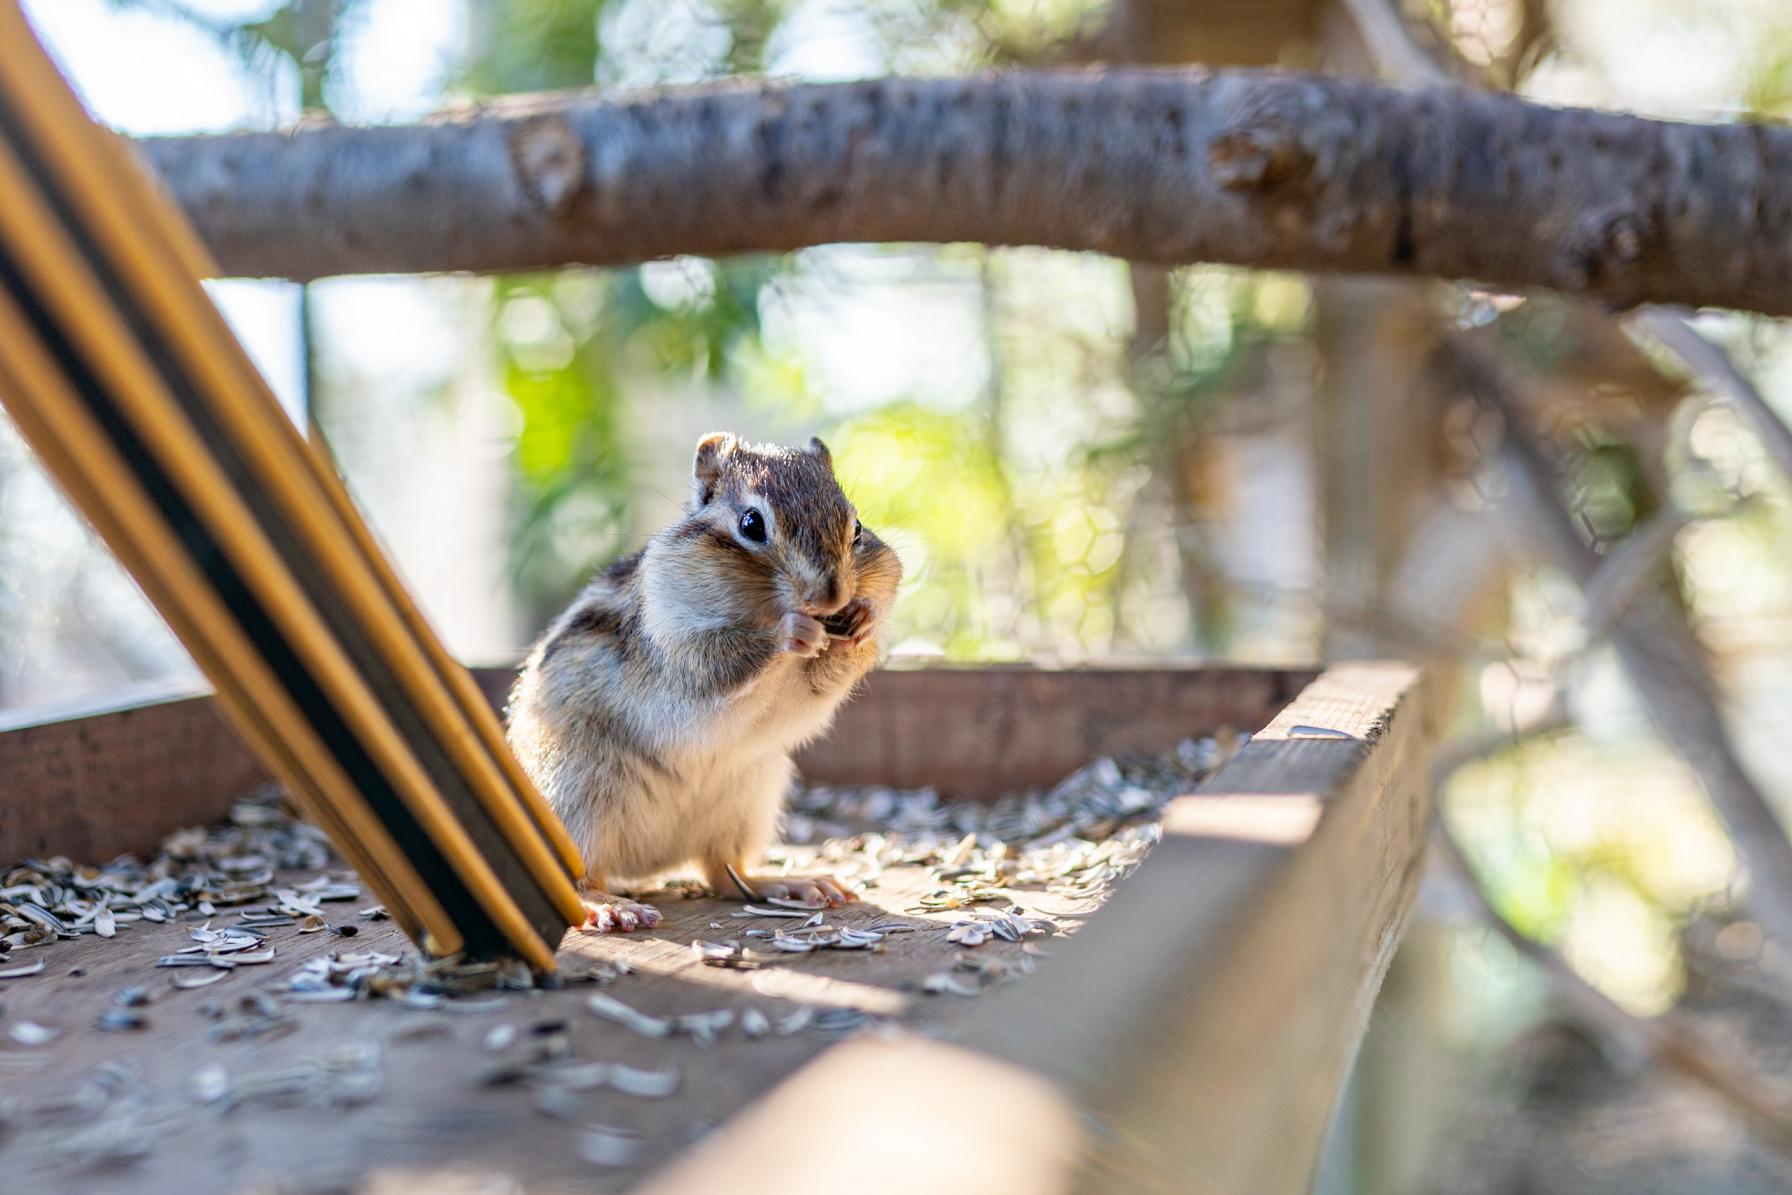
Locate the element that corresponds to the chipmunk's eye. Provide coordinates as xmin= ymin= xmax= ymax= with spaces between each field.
xmin=737 ymin=508 xmax=768 ymax=544
xmin=852 ymin=520 xmax=863 ymax=548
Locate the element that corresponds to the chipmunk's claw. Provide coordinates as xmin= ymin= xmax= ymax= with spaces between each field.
xmin=778 ymin=610 xmax=828 ymax=658
xmin=704 ymin=858 xmax=858 ymax=908
xmin=822 ymin=597 xmax=880 ymax=647
xmin=580 ymin=898 xmax=662 ymax=933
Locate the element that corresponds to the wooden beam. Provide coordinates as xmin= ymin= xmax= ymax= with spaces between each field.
xmin=0 ymin=682 xmax=265 ymax=862
xmin=483 ymin=660 xmax=1316 ymax=796
xmin=642 ymin=662 xmax=1434 ymax=1195
xmin=1 ymin=663 xmax=1315 ymax=860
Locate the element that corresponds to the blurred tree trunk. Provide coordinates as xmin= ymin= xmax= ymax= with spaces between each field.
xmin=1310 ymin=8 xmax=1462 ymax=656
xmin=1105 ymin=0 xmax=1228 ymax=652
xmin=1102 ymin=0 xmax=1323 ymax=654
xmin=142 ymin=71 xmax=1792 ymax=317
xmin=1311 ymin=279 xmax=1444 ymax=656
xmin=1306 ymin=11 xmax=1460 ymax=1195
xmin=1076 ymin=0 xmax=1322 ymax=66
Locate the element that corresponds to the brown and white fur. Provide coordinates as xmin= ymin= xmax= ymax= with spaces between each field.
xmin=505 ymin=433 xmax=902 ymax=932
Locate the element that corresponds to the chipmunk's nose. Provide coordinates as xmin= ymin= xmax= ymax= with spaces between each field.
xmin=800 ymin=571 xmax=848 ymax=616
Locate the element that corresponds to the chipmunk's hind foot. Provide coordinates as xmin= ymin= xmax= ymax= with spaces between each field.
xmin=576 ymin=875 xmax=662 ymax=933
xmin=703 ymin=859 xmax=856 ymax=909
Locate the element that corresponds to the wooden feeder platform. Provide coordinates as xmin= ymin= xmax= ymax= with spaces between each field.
xmin=0 ymin=661 xmax=1432 ymax=1194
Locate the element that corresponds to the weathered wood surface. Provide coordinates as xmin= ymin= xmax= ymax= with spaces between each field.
xmin=139 ymin=71 xmax=1792 ymax=317
xmin=0 ymin=847 xmax=1077 ymax=1194
xmin=482 ymin=660 xmax=1314 ymax=795
xmin=0 ymin=682 xmax=268 ymax=863
xmin=646 ymin=661 xmax=1433 ymax=1195
xmin=0 ymin=662 xmax=1426 ymax=1193
xmin=0 ymin=663 xmax=1314 ymax=860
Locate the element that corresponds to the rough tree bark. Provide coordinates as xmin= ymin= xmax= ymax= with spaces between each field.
xmin=141 ymin=70 xmax=1792 ymax=315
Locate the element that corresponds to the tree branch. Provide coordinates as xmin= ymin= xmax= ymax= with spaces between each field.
xmin=1336 ymin=1 xmax=1792 ymax=1154
xmin=1628 ymin=308 xmax=1792 ymax=488
xmin=139 ymin=70 xmax=1792 ymax=315
xmin=1576 ymin=506 xmax=1689 ymax=648
xmin=1439 ymin=338 xmax=1792 ymax=957
xmin=1339 ymin=0 xmax=1792 ymax=531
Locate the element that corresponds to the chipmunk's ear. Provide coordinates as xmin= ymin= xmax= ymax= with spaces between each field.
xmin=807 ymin=437 xmax=832 ymax=471
xmin=692 ymin=432 xmax=737 ymax=506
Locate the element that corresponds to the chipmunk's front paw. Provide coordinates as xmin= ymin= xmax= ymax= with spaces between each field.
xmin=750 ymin=875 xmax=858 ymax=908
xmin=778 ymin=610 xmax=828 ymax=658
xmin=821 ymin=596 xmax=881 ymax=647
xmin=579 ymin=897 xmax=662 ymax=934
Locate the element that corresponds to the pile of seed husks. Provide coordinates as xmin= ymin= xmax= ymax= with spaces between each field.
xmin=0 ymin=789 xmax=610 ymax=1011
xmin=782 ymin=734 xmax=1235 ymax=913
xmin=672 ymin=734 xmax=1239 ymax=994
xmin=3 ymin=794 xmax=326 ymax=940
xmin=0 ymin=736 xmax=1237 ymax=1177
xmin=1 ymin=735 xmax=1235 ymax=1007
xmin=0 ymin=791 xmax=344 ymax=979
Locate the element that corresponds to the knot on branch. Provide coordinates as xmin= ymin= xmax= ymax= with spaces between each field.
xmin=508 ymin=115 xmax=588 ymax=218
xmin=1560 ymin=205 xmax=1656 ymax=290
xmin=1207 ymin=117 xmax=1314 ymax=194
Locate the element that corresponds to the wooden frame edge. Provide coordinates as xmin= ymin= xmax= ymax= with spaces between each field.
xmin=639 ymin=661 xmax=1434 ymax=1195
xmin=0 ymin=662 xmax=1318 ymax=860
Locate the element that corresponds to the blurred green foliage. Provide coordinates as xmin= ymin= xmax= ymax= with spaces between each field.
xmin=445 ymin=0 xmax=1284 ymax=646
xmin=112 ymin=0 xmax=1280 ymax=646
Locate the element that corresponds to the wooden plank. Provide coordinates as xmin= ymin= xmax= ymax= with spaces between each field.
xmin=1 ymin=663 xmax=1315 ymax=859
xmin=643 ymin=661 xmax=1433 ymax=1195
xmin=0 ymin=843 xmax=1098 ymax=1194
xmin=481 ymin=661 xmax=1316 ymax=796
xmin=792 ymin=663 xmax=1314 ymax=796
xmin=0 ymin=681 xmax=264 ymax=862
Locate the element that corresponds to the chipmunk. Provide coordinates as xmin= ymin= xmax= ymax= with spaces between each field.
xmin=505 ymin=433 xmax=902 ymax=932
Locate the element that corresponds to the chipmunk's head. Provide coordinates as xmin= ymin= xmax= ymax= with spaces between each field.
xmin=678 ymin=432 xmax=876 ymax=618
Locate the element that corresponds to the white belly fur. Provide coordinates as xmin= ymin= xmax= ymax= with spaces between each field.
xmin=583 ymin=655 xmax=849 ymax=884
